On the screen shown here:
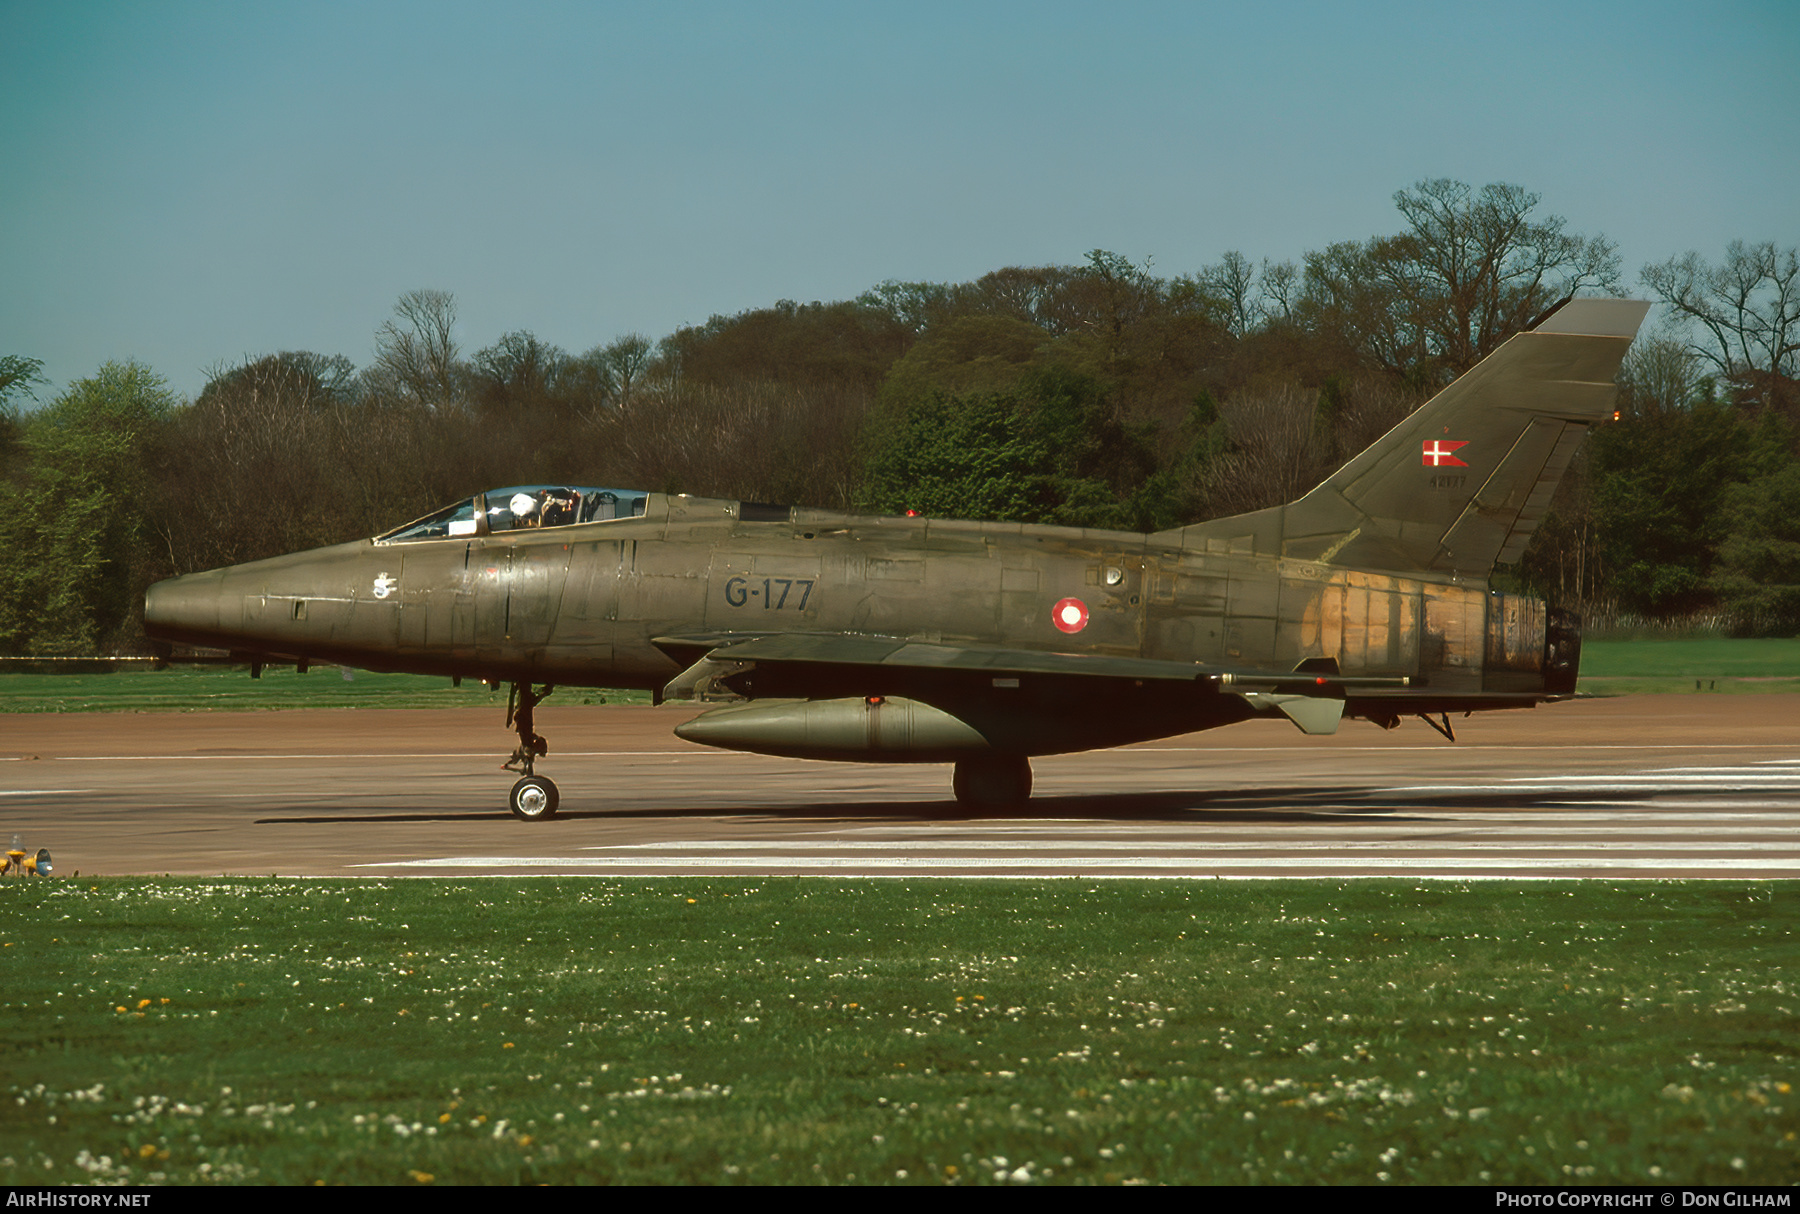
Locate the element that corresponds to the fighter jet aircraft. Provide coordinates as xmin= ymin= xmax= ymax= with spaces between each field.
xmin=144 ymin=298 xmax=1650 ymax=820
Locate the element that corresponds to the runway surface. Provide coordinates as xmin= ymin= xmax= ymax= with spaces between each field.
xmin=4 ymin=695 xmax=1798 ymax=878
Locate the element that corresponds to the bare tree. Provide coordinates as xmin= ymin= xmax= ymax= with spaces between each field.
xmin=1075 ymin=249 xmax=1161 ymax=341
xmin=1259 ymin=259 xmax=1300 ymax=325
xmin=1617 ymin=335 xmax=1704 ymax=416
xmin=599 ymin=378 xmax=871 ymax=509
xmin=1200 ymin=251 xmax=1261 ymax=338
xmin=599 ymin=333 xmax=654 ymax=407
xmin=1642 ymin=242 xmax=1800 ymax=408
xmin=1302 ymin=179 xmax=1620 ymax=380
xmin=471 ymin=331 xmax=567 ymax=414
xmin=368 ymin=289 xmax=464 ymax=408
xmin=162 ymin=353 xmax=376 ymax=569
xmin=971 ymin=265 xmax=1080 ymax=335
xmin=1206 ymin=384 xmax=1334 ymax=516
xmin=1329 ymin=375 xmax=1425 ymax=459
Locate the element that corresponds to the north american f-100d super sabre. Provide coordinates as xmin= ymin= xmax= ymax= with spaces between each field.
xmin=144 ymin=298 xmax=1651 ymax=820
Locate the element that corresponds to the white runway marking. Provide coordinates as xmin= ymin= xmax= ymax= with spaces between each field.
xmin=853 ymin=815 xmax=1797 ymax=830
xmin=1377 ymin=762 xmax=1800 ymax=797
xmin=1116 ymin=738 xmax=1778 ymax=745
xmin=1393 ymin=778 xmax=1800 ymax=793
xmin=583 ymin=838 xmax=1794 ymax=853
xmin=351 ymin=752 xmax=1800 ymax=878
xmin=365 ymin=855 xmax=1797 ymax=873
xmin=53 ymin=750 xmax=722 ymax=762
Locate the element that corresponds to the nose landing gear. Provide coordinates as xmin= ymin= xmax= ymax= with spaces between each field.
xmin=503 ymin=682 xmax=559 ymax=820
xmin=509 ymin=773 xmax=559 ymax=821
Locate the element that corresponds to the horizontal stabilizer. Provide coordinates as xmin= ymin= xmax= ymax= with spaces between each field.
xmin=1232 ymin=692 xmax=1345 ymax=735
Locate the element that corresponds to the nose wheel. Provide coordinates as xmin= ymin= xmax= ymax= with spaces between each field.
xmin=509 ymin=774 xmax=560 ymax=821
xmin=502 ymin=682 xmax=559 ymax=820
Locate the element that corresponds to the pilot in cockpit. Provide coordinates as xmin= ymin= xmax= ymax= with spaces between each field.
xmin=509 ymin=492 xmax=541 ymax=528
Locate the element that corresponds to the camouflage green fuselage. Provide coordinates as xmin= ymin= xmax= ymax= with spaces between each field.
xmin=145 ymin=493 xmax=1561 ymax=756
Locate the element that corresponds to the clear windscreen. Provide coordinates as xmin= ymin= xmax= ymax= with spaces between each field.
xmin=377 ymin=486 xmax=649 ymax=542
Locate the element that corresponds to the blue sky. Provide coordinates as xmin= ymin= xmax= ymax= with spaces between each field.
xmin=4 ymin=0 xmax=1796 ymax=400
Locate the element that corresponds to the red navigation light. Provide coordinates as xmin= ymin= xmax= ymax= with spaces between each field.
xmin=904 ymin=510 xmax=920 ymax=517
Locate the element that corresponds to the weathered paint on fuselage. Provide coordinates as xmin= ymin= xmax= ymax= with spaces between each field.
xmin=145 ymin=301 xmax=1650 ymax=795
xmin=144 ymin=491 xmax=1553 ymax=755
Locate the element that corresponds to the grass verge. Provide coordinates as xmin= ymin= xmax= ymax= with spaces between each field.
xmin=0 ymin=666 xmax=650 ymax=713
xmin=2 ymin=879 xmax=1794 ymax=1185
xmin=1579 ymin=638 xmax=1800 ymax=678
xmin=1577 ymin=639 xmax=1800 ymax=696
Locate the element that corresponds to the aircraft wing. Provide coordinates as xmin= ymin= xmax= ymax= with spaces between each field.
xmin=655 ymin=631 xmax=1417 ymax=686
xmin=658 ymin=631 xmax=1217 ymax=682
xmin=653 ymin=632 xmax=1415 ymax=737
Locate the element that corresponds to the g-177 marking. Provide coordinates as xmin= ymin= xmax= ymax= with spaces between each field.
xmin=722 ymin=576 xmax=815 ymax=610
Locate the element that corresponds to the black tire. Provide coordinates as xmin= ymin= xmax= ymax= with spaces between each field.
xmin=951 ymin=755 xmax=1032 ymax=809
xmin=509 ymin=775 xmax=560 ymax=821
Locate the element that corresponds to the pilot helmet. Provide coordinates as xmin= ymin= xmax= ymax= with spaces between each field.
xmin=509 ymin=492 xmax=539 ymax=516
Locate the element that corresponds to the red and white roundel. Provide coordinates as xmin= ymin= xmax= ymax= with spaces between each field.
xmin=1051 ymin=597 xmax=1089 ymax=634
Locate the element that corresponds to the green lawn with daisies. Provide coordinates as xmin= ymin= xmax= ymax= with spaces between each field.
xmin=2 ymin=878 xmax=1794 ymax=1185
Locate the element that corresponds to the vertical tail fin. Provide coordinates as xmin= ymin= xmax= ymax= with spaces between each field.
xmin=1184 ymin=298 xmax=1651 ymax=575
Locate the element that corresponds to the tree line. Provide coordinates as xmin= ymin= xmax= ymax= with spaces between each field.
xmin=2 ymin=179 xmax=1795 ymax=655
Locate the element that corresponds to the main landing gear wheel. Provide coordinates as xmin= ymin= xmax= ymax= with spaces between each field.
xmin=952 ymin=755 xmax=1033 ymax=810
xmin=509 ymin=775 xmax=560 ymax=821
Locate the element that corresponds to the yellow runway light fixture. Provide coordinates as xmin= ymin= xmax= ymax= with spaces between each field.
xmin=3 ymin=841 xmax=52 ymax=878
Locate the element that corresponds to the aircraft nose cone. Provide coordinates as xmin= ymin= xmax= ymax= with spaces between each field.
xmin=143 ymin=572 xmax=224 ymax=646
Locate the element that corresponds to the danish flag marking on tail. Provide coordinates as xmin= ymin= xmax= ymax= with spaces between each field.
xmin=1422 ymin=439 xmax=1469 ymax=467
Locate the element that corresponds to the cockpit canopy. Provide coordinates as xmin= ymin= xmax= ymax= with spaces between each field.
xmin=377 ymin=485 xmax=649 ymax=543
